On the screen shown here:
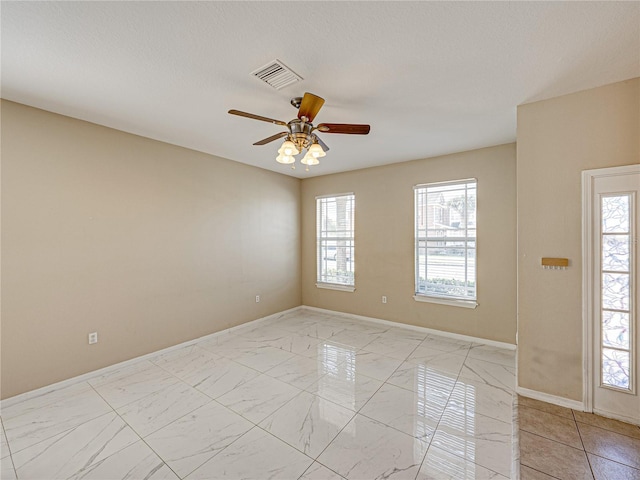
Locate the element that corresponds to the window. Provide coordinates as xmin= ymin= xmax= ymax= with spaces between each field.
xmin=317 ymin=194 xmax=355 ymax=290
xmin=415 ymin=179 xmax=477 ymax=307
xmin=600 ymin=194 xmax=633 ymax=391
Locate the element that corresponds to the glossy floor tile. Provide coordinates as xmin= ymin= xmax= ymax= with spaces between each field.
xmin=12 ymin=412 xmax=139 ymax=479
xmin=1 ymin=420 xmax=10 ymax=459
xmin=446 ymin=376 xmax=514 ymax=424
xmin=187 ymin=426 xmax=313 ymax=479
xmin=1 ymin=309 xmax=519 ymax=479
xmin=359 ymin=383 xmax=443 ymax=440
xmin=117 ymin=381 xmax=212 ymax=438
xmin=299 ymin=462 xmax=345 ymax=480
xmin=1 ymin=457 xmax=17 ymax=480
xmin=317 ymin=414 xmax=429 ymax=479
xmin=432 ymin=409 xmax=513 ymax=477
xmin=517 ymin=395 xmax=640 ymax=480
xmin=216 ymin=373 xmax=300 ymax=424
xmin=265 ymin=354 xmax=335 ymax=389
xmin=68 ymin=440 xmax=178 ymax=479
xmin=2 ymin=382 xmax=113 ymax=454
xmin=144 ymin=401 xmax=253 ymax=478
xmin=417 ymin=445 xmax=510 ymax=479
xmin=466 ymin=344 xmax=516 ymax=367
xmin=260 ymin=391 xmax=354 ymax=458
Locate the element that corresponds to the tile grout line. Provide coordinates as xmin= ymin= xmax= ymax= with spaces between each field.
xmin=0 ymin=417 xmax=18 ymax=479
xmin=520 ymin=464 xmax=563 ymax=479
xmin=86 ymin=382 xmax=184 ymax=479
xmin=88 ymin=374 xmax=267 ymax=479
xmin=403 ymin=334 xmax=456 ymax=480
xmin=170 ymin=318 xmax=355 ymax=476
xmin=353 ymin=334 xmax=440 ymax=454
xmin=150 ymin=344 xmax=312 ymax=480
xmin=297 ymin=460 xmax=346 ymax=480
xmin=411 ymin=359 xmax=466 ymax=479
xmin=518 ymin=402 xmax=574 ymax=422
xmin=573 ymin=418 xmax=640 ymax=473
xmin=165 ymin=330 xmax=349 ymax=478
xmin=573 ymin=409 xmax=597 ymax=480
xmin=518 ymin=430 xmax=589 ymax=480
xmin=410 ymin=343 xmax=511 ymax=480
xmin=2 ymin=381 xmax=116 ymax=458
xmin=572 ymin=416 xmax=640 ymax=441
xmin=87 ymin=358 xmax=272 ymax=480
xmin=588 ymin=452 xmax=640 ymax=473
xmin=298 ymin=328 xmax=429 ymax=477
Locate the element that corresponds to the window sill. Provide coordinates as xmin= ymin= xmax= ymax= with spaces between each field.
xmin=316 ymin=283 xmax=356 ymax=292
xmin=413 ymin=295 xmax=478 ymax=309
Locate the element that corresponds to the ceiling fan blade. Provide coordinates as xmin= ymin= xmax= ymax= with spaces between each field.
xmin=314 ymin=135 xmax=330 ymax=153
xmin=316 ymin=123 xmax=370 ymax=135
xmin=297 ymin=93 xmax=325 ymax=122
xmin=228 ymin=109 xmax=287 ymax=126
xmin=253 ymin=132 xmax=288 ymax=145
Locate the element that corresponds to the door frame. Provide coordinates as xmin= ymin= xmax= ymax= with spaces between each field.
xmin=582 ymin=163 xmax=640 ymax=420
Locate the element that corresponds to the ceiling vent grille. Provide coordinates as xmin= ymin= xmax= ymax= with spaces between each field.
xmin=251 ymin=59 xmax=302 ymax=90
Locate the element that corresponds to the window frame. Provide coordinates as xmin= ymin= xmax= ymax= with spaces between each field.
xmin=316 ymin=193 xmax=356 ymax=291
xmin=414 ymin=179 xmax=478 ymax=309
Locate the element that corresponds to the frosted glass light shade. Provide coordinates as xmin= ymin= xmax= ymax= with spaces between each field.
xmin=308 ymin=142 xmax=326 ymax=158
xmin=276 ymin=153 xmax=296 ymax=164
xmin=301 ymin=152 xmax=320 ymax=165
xmin=278 ymin=140 xmax=299 ymax=156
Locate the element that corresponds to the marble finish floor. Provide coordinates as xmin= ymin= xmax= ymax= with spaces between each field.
xmin=518 ymin=396 xmax=640 ymax=480
xmin=0 ymin=309 xmax=517 ymax=479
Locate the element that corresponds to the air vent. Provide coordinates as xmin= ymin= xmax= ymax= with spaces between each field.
xmin=251 ymin=59 xmax=302 ymax=90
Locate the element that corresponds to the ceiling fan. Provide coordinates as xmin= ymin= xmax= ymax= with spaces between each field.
xmin=228 ymin=92 xmax=370 ymax=170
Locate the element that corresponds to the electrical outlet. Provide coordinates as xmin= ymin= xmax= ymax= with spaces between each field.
xmin=382 ymin=296 xmax=387 ymax=304
xmin=255 ymin=295 xmax=260 ymax=303
xmin=88 ymin=332 xmax=98 ymax=345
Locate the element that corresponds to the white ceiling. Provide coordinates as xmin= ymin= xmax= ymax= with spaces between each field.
xmin=2 ymin=2 xmax=639 ymax=178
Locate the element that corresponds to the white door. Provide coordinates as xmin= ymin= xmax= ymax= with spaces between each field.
xmin=587 ymin=165 xmax=639 ymax=425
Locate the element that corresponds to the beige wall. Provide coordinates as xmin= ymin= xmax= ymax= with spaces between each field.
xmin=301 ymin=144 xmax=517 ymax=344
xmin=1 ymin=100 xmax=301 ymax=399
xmin=517 ymin=78 xmax=639 ymax=401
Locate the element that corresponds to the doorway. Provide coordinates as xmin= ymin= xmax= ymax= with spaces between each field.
xmin=583 ymin=164 xmax=640 ymax=425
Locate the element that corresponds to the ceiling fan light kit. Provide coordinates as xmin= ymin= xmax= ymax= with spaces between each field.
xmin=277 ymin=140 xmax=299 ymax=156
xmin=275 ymin=153 xmax=296 ymax=165
xmin=229 ymin=92 xmax=370 ymax=171
xmin=301 ymin=151 xmax=320 ymax=166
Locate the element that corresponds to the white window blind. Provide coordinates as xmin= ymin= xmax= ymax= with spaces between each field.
xmin=415 ymin=179 xmax=477 ymax=302
xmin=317 ymin=194 xmax=355 ymax=287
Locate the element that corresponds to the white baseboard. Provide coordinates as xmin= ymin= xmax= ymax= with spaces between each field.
xmin=302 ymin=305 xmax=516 ymax=350
xmin=516 ymin=386 xmax=585 ymax=411
xmin=2 ymin=304 xmax=517 ymax=409
xmin=593 ymin=408 xmax=640 ymax=426
xmin=0 ymin=306 xmax=302 ymax=409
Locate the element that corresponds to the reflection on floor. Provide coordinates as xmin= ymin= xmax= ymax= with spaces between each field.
xmin=518 ymin=396 xmax=640 ymax=480
xmin=0 ymin=309 xmax=517 ymax=479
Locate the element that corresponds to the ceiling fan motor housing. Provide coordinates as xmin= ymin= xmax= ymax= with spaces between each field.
xmin=288 ymin=119 xmax=314 ymax=150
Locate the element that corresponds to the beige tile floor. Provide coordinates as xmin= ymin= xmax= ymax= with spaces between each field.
xmin=518 ymin=396 xmax=640 ymax=480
